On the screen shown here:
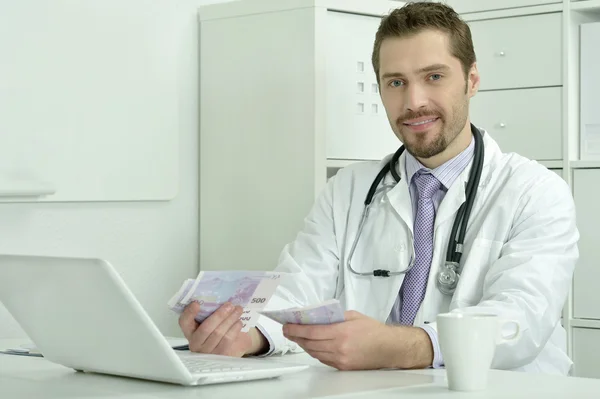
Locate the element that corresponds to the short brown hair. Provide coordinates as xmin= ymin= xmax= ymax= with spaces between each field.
xmin=371 ymin=2 xmax=476 ymax=82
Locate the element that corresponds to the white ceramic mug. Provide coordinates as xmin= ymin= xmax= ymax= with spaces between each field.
xmin=437 ymin=312 xmax=521 ymax=392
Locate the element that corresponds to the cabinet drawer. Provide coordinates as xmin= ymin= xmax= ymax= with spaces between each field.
xmin=573 ymin=328 xmax=600 ymax=378
xmin=468 ymin=13 xmax=562 ymax=90
xmin=580 ymin=21 xmax=600 ymax=160
xmin=325 ymin=11 xmax=400 ymax=161
xmin=470 ymin=87 xmax=562 ymax=160
xmin=573 ymin=169 xmax=600 ymax=320
xmin=443 ymin=0 xmax=561 ymax=14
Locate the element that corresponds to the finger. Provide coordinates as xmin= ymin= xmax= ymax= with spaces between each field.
xmin=188 ymin=303 xmax=236 ymax=350
xmin=197 ymin=306 xmax=244 ymax=353
xmin=178 ymin=302 xmax=200 ymax=342
xmin=283 ymin=324 xmax=337 ymax=340
xmin=288 ymin=337 xmax=335 ymax=353
xmin=213 ymin=320 xmax=245 ymax=356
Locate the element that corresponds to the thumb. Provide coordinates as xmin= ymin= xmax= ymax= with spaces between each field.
xmin=179 ymin=301 xmax=200 ymax=341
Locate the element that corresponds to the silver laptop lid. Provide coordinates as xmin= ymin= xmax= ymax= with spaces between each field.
xmin=0 ymin=254 xmax=193 ymax=385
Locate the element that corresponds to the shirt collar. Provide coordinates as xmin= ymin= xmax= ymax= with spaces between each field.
xmin=404 ymin=136 xmax=475 ymax=190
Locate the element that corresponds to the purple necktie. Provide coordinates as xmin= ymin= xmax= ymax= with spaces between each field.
xmin=399 ymin=171 xmax=441 ymax=325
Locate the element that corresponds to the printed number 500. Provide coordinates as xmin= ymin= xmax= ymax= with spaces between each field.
xmin=251 ymin=298 xmax=266 ymax=304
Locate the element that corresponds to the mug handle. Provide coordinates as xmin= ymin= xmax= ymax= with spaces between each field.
xmin=496 ymin=319 xmax=521 ymax=344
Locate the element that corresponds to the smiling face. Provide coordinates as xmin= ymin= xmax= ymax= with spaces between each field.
xmin=378 ymin=29 xmax=480 ymax=167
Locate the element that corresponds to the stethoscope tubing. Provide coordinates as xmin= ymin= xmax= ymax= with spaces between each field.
xmin=346 ymin=125 xmax=484 ymax=292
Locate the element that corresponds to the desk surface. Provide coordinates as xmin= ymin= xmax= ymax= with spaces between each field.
xmin=1 ymin=339 xmax=600 ymax=398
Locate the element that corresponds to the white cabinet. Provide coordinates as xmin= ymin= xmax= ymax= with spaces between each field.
xmin=470 ymin=87 xmax=562 ymax=160
xmin=199 ymin=3 xmax=318 ymax=271
xmin=198 ymin=0 xmax=402 ymax=271
xmin=580 ymin=21 xmax=600 ymax=160
xmin=464 ymin=11 xmax=563 ymax=164
xmin=573 ymin=169 xmax=600 ymax=320
xmin=325 ymin=11 xmax=398 ymax=161
xmin=573 ymin=328 xmax=600 ymax=378
xmin=442 ymin=0 xmax=561 ymax=14
xmin=468 ymin=13 xmax=562 ymax=91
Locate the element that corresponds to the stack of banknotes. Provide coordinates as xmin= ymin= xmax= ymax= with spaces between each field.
xmin=168 ymin=270 xmax=285 ymax=332
xmin=258 ymin=299 xmax=344 ymax=325
xmin=168 ymin=271 xmax=345 ymax=332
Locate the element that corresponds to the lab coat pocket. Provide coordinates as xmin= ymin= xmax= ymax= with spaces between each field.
xmin=451 ymin=238 xmax=504 ymax=308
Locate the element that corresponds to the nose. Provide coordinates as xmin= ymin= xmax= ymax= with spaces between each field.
xmin=404 ymin=83 xmax=428 ymax=112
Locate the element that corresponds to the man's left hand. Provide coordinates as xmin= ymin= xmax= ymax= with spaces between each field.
xmin=282 ymin=310 xmax=433 ymax=371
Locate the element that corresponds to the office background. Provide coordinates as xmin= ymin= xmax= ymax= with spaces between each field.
xmin=0 ymin=0 xmax=227 ymax=339
xmin=1 ymin=0 xmax=599 ymax=379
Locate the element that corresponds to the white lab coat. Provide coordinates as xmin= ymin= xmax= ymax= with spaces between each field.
xmin=257 ymin=129 xmax=579 ymax=375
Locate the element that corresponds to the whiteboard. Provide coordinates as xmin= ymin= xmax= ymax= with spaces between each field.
xmin=0 ymin=0 xmax=179 ymax=202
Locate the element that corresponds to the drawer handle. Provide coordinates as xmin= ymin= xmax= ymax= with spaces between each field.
xmin=497 ymin=51 xmax=506 ymax=57
xmin=499 ymin=122 xmax=506 ymax=128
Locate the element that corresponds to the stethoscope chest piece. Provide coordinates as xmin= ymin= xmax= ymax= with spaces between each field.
xmin=436 ymin=261 xmax=460 ymax=295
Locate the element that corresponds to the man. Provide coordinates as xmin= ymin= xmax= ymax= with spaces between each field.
xmin=179 ymin=2 xmax=578 ymax=374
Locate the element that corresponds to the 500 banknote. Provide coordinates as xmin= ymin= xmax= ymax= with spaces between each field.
xmin=168 ymin=271 xmax=285 ymax=332
xmin=258 ymin=299 xmax=345 ymax=325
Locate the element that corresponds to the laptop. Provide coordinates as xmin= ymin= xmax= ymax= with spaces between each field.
xmin=0 ymin=254 xmax=309 ymax=386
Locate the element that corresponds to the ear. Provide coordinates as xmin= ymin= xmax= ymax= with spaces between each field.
xmin=467 ymin=62 xmax=480 ymax=98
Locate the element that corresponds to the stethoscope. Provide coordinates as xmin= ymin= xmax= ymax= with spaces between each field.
xmin=346 ymin=123 xmax=484 ymax=295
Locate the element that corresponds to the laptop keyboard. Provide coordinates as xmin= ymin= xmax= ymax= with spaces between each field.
xmin=180 ymin=356 xmax=256 ymax=374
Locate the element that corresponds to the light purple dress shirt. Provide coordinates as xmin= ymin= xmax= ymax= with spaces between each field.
xmin=389 ymin=136 xmax=475 ymax=368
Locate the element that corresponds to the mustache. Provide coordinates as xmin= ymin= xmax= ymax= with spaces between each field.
xmin=396 ymin=110 xmax=440 ymax=125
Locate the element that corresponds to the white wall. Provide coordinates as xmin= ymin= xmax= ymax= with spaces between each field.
xmin=0 ymin=0 xmax=231 ymax=339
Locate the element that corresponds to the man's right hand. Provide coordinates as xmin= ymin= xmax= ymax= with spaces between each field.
xmin=178 ymin=301 xmax=269 ymax=357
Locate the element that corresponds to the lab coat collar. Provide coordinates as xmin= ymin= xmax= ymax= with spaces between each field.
xmin=384 ymin=152 xmax=414 ymax=235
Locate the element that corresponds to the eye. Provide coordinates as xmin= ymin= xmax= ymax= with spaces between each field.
xmin=389 ymin=79 xmax=404 ymax=88
xmin=429 ymin=74 xmax=442 ymax=81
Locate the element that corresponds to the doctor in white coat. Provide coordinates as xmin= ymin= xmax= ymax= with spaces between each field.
xmin=179 ymin=2 xmax=579 ymax=375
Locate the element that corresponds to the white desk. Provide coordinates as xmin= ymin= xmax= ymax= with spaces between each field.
xmin=1 ymin=339 xmax=600 ymax=398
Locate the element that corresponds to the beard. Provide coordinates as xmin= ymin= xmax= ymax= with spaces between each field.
xmin=394 ymin=97 xmax=469 ymax=160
